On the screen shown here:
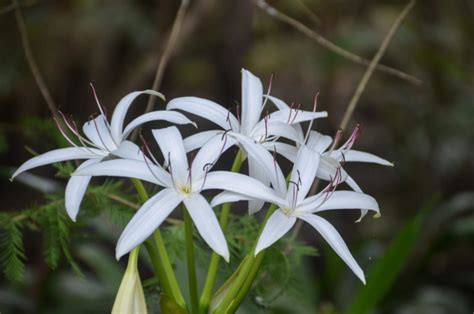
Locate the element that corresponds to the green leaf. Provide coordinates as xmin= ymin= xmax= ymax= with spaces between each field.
xmin=347 ymin=198 xmax=438 ymax=314
xmin=0 ymin=221 xmax=26 ymax=282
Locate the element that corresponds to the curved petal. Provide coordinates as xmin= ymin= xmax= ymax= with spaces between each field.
xmin=82 ymin=114 xmax=117 ymax=150
xmin=230 ymin=133 xmax=286 ymax=196
xmin=265 ymin=95 xmax=304 ymax=138
xmin=110 ymin=90 xmax=165 ymax=140
xmin=316 ymin=157 xmax=349 ymax=183
xmin=329 ymin=150 xmax=393 ymax=166
xmin=111 ymin=141 xmax=148 ymax=162
xmin=152 ymin=127 xmax=188 ymax=183
xmin=73 ymin=159 xmax=171 ymax=187
xmin=116 ymin=188 xmax=182 ymax=259
xmin=184 ymin=193 xmax=229 ymax=261
xmin=288 ymin=146 xmax=320 ymax=204
xmin=255 ymin=210 xmax=296 ymax=254
xmin=11 ymin=147 xmax=106 ymax=180
xmin=251 ymin=122 xmax=303 ymax=144
xmin=247 ymin=155 xmax=269 ymax=214
xmin=203 ymin=171 xmax=286 ymax=208
xmin=167 ymin=97 xmax=239 ymax=131
xmin=297 ymin=191 xmax=379 ymax=217
xmin=253 ymin=110 xmax=327 ymax=132
xmin=121 ymin=110 xmax=195 ymax=140
xmin=241 ymin=69 xmax=263 ymax=134
xmin=297 ymin=213 xmax=366 ymax=284
xmin=65 ymin=158 xmax=101 ymax=221
xmin=307 ymin=131 xmax=333 ymax=153
xmin=183 ymin=130 xmax=222 ymax=152
xmin=210 ymin=191 xmax=258 ymax=208
xmin=261 ymin=141 xmax=298 ymax=162
xmin=191 ymin=133 xmax=237 ymax=182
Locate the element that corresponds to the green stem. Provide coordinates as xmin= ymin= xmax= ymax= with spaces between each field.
xmin=213 ymin=204 xmax=277 ymax=314
xmin=184 ymin=209 xmax=199 ymax=314
xmin=130 ymin=178 xmax=186 ymax=309
xmin=199 ymin=150 xmax=244 ymax=312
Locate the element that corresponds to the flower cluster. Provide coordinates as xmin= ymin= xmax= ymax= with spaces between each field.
xmin=12 ymin=69 xmax=392 ymax=285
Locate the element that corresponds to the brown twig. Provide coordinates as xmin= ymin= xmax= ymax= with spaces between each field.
xmin=130 ymin=0 xmax=189 ymax=141
xmin=256 ymin=0 xmax=422 ymax=86
xmin=293 ymin=0 xmax=417 ymax=241
xmin=12 ymin=0 xmax=61 ymax=121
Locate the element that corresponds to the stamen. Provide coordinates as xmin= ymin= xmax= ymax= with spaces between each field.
xmin=304 ymin=92 xmax=320 ymax=143
xmin=167 ymin=152 xmax=177 ymax=189
xmin=290 ymin=103 xmax=301 ymax=124
xmin=199 ymin=162 xmax=214 ymax=190
xmin=91 ymin=115 xmax=112 ymax=152
xmin=330 ymin=129 xmax=343 ymax=153
xmin=141 ymin=144 xmax=163 ymax=184
xmin=53 ymin=116 xmax=78 ymax=147
xmin=139 ymin=134 xmax=160 ymax=165
xmin=261 ymin=73 xmax=274 ymax=110
xmin=287 ymin=102 xmax=295 ymax=124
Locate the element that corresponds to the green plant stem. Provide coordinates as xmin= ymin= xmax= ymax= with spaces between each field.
xmin=213 ymin=204 xmax=277 ymax=314
xmin=130 ymin=178 xmax=186 ymax=309
xmin=184 ymin=209 xmax=199 ymax=314
xmin=199 ymin=150 xmax=244 ymax=312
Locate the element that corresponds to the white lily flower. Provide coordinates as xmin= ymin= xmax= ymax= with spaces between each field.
xmin=112 ymin=248 xmax=147 ymax=314
xmin=282 ymin=127 xmax=393 ymax=221
xmin=74 ymin=126 xmax=282 ymax=261
xmin=211 ymin=139 xmax=380 ymax=284
xmin=167 ymin=69 xmax=328 ymax=213
xmin=10 ymin=88 xmax=194 ymax=221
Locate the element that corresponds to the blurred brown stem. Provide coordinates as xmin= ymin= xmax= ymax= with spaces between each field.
xmin=294 ymin=0 xmax=417 ymax=241
xmin=256 ymin=0 xmax=422 ymax=86
xmin=130 ymin=0 xmax=189 ymax=141
xmin=12 ymin=0 xmax=61 ymax=122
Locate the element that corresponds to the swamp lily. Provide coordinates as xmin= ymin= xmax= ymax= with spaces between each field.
xmin=167 ymin=69 xmax=327 ymax=213
xmin=74 ymin=126 xmax=283 ymax=261
xmin=112 ymin=247 xmax=147 ymax=314
xmin=284 ymin=127 xmax=393 ymax=221
xmin=211 ymin=136 xmax=379 ymax=283
xmin=10 ymin=89 xmax=193 ymax=221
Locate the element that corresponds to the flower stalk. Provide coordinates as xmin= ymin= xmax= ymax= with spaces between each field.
xmin=184 ymin=207 xmax=200 ymax=314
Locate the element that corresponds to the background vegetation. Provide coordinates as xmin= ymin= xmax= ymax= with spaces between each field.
xmin=0 ymin=0 xmax=473 ymax=313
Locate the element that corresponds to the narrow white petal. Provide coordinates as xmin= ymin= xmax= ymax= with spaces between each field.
xmin=297 ymin=191 xmax=379 ymax=217
xmin=111 ymin=141 xmax=147 ymax=161
xmin=121 ymin=110 xmax=195 ymax=140
xmin=203 ymin=171 xmax=287 ymax=208
xmin=344 ymin=177 xmax=372 ymax=222
xmin=241 ymin=69 xmax=264 ymax=134
xmin=261 ymin=141 xmax=298 ymax=162
xmin=110 ymin=90 xmax=165 ymax=140
xmin=184 ymin=193 xmax=229 ymax=261
xmin=82 ymin=114 xmax=117 ymax=150
xmin=230 ymin=133 xmax=287 ymax=196
xmin=116 ymin=188 xmax=182 ymax=259
xmin=288 ymin=146 xmax=320 ymax=203
xmin=251 ymin=121 xmax=303 ymax=144
xmin=248 ymin=156 xmax=269 ymax=214
xmin=307 ymin=131 xmax=333 ymax=153
xmin=297 ymin=213 xmax=366 ymax=284
xmin=152 ymin=127 xmax=188 ymax=182
xmin=11 ymin=147 xmax=105 ymax=180
xmin=254 ymin=110 xmax=327 ymax=132
xmin=73 ymin=159 xmax=170 ymax=186
xmin=329 ymin=150 xmax=393 ymax=166
xmin=264 ymin=95 xmax=305 ymax=139
xmin=316 ymin=157 xmax=349 ymax=182
xmin=255 ymin=210 xmax=296 ymax=254
xmin=210 ymin=191 xmax=257 ymax=208
xmin=191 ymin=133 xmax=237 ymax=182
xmin=65 ymin=159 xmax=101 ymax=221
xmin=167 ymin=97 xmax=239 ymax=131
xmin=183 ymin=130 xmax=222 ymax=152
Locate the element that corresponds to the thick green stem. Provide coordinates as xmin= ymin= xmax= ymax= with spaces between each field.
xmin=199 ymin=150 xmax=244 ymax=312
xmin=130 ymin=178 xmax=186 ymax=309
xmin=184 ymin=209 xmax=199 ymax=314
xmin=213 ymin=204 xmax=277 ymax=313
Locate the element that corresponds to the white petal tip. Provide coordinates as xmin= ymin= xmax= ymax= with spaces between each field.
xmin=191 ymin=122 xmax=198 ymax=129
xmin=373 ymin=212 xmax=381 ymax=219
xmin=9 ymin=177 xmax=14 ymax=182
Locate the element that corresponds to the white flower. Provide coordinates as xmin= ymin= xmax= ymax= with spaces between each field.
xmin=167 ymin=69 xmax=328 ymax=213
xmin=283 ymin=127 xmax=393 ymax=221
xmin=211 ymin=137 xmax=379 ymax=283
xmin=11 ymin=89 xmax=194 ymax=221
xmin=74 ymin=126 xmax=282 ymax=261
xmin=112 ymin=248 xmax=147 ymax=314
